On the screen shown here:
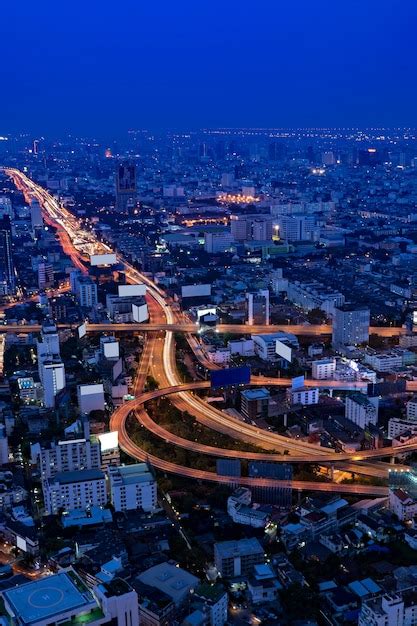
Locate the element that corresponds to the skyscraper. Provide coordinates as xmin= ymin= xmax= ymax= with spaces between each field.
xmin=332 ymin=305 xmax=370 ymax=347
xmin=0 ymin=217 xmax=15 ymax=294
xmin=246 ymin=290 xmax=270 ymax=325
xmin=115 ymin=162 xmax=136 ymax=212
xmin=30 ymin=199 xmax=43 ymax=231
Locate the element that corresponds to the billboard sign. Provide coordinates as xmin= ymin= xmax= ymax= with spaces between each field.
xmin=118 ymin=284 xmax=146 ymax=297
xmin=132 ymin=303 xmax=148 ymax=322
xmin=90 ymin=253 xmax=117 ymax=266
xmin=210 ymin=366 xmax=251 ymax=388
xmin=276 ymin=339 xmax=292 ymax=363
xmin=291 ymin=375 xmax=305 ymax=391
xmin=181 ymin=284 xmax=211 ymax=298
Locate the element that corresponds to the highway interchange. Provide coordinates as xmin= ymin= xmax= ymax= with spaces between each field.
xmin=3 ymin=167 xmax=415 ymax=497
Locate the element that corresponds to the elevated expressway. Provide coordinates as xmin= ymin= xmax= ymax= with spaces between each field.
xmin=3 ymin=168 xmax=412 ymax=495
xmin=0 ymin=322 xmax=406 ymax=338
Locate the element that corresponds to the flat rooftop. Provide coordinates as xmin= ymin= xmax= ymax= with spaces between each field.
xmin=3 ymin=571 xmax=97 ymax=626
xmin=110 ymin=463 xmax=154 ymax=485
xmin=214 ymin=537 xmax=263 ymax=558
xmin=241 ymin=388 xmax=270 ymax=401
xmin=137 ymin=562 xmax=198 ymax=605
xmin=53 ymin=469 xmax=105 ymax=485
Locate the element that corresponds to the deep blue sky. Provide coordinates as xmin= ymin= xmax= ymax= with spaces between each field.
xmin=2 ymin=0 xmax=417 ymax=135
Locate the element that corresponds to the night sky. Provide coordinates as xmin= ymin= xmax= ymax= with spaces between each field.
xmin=2 ymin=0 xmax=417 ymax=135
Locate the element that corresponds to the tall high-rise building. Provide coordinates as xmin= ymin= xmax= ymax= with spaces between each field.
xmin=40 ymin=359 xmax=66 ymax=408
xmin=30 ymin=199 xmax=43 ymax=230
xmin=332 ymin=305 xmax=370 ymax=347
xmin=38 ymin=262 xmax=54 ymax=289
xmin=0 ymin=196 xmax=13 ymax=219
xmin=0 ymin=217 xmax=15 ymax=294
xmin=115 ymin=162 xmax=136 ymax=212
xmin=247 ymin=290 xmax=270 ymax=325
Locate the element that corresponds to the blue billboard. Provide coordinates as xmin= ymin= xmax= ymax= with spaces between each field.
xmin=210 ymin=366 xmax=251 ymax=388
xmin=216 ymin=459 xmax=241 ymax=477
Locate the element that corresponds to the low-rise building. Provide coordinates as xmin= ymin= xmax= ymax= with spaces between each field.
xmin=289 ymin=386 xmax=319 ymax=406
xmin=389 ymin=488 xmax=417 ymax=521
xmin=312 ymin=358 xmax=336 ymax=380
xmin=247 ymin=564 xmax=282 ymax=605
xmin=214 ymin=538 xmax=264 ymax=578
xmin=137 ymin=562 xmax=199 ymax=607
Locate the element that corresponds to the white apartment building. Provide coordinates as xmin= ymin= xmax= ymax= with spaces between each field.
xmin=345 ymin=394 xmax=378 ymax=429
xmin=252 ymin=332 xmax=298 ymax=362
xmin=40 ymin=359 xmax=66 ymax=408
xmin=287 ymin=280 xmax=345 ymax=317
xmin=332 ymin=305 xmax=370 ymax=347
xmin=77 ymin=276 xmax=98 ymax=308
xmin=108 ymin=463 xmax=157 ymax=513
xmin=275 ymin=214 xmax=316 ymax=242
xmin=43 ymin=468 xmax=107 ymax=515
xmin=106 ymin=293 xmax=149 ymax=323
xmin=359 ymin=587 xmax=417 ymax=626
xmin=31 ymin=438 xmax=101 ymax=479
xmin=206 ymin=347 xmax=231 ymax=365
xmin=227 ymin=488 xmax=269 ymax=529
xmin=290 ymin=387 xmax=319 ymax=406
xmin=312 ymin=358 xmax=336 ymax=380
xmin=214 ymin=538 xmax=264 ymax=578
xmin=37 ymin=321 xmax=60 ymax=366
xmin=389 ymin=488 xmax=417 ymax=521
xmin=270 ymin=269 xmax=289 ymax=294
xmin=364 ymin=351 xmax=403 ymax=372
xmin=388 ymin=418 xmax=417 ymax=440
xmin=228 ymin=338 xmax=255 ymax=356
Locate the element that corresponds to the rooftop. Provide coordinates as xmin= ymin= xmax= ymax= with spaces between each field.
xmin=109 ymin=463 xmax=154 ymax=485
xmin=61 ymin=506 xmax=112 ymax=528
xmin=347 ymin=393 xmax=376 ymax=407
xmin=241 ymin=388 xmax=270 ymax=401
xmin=3 ymin=571 xmax=97 ymax=626
xmin=52 ymin=469 xmax=105 ymax=485
xmin=137 ymin=562 xmax=198 ymax=605
xmin=214 ymin=537 xmax=263 ymax=559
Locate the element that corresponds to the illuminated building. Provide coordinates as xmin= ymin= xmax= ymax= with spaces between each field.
xmin=0 ymin=217 xmax=15 ymax=293
xmin=115 ymin=162 xmax=136 ymax=212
